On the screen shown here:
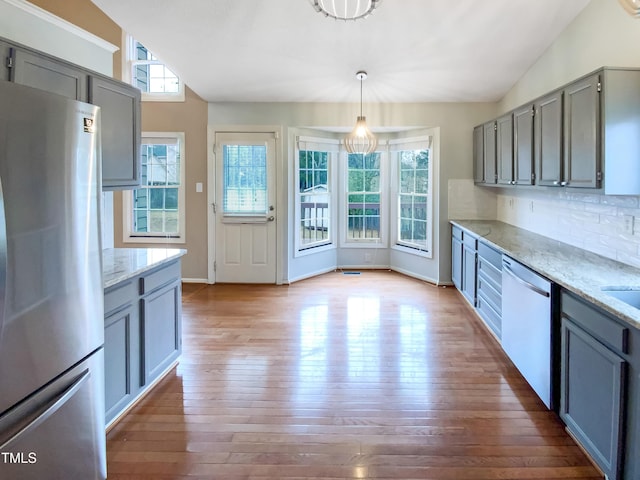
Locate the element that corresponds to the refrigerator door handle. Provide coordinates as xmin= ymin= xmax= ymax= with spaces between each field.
xmin=0 ymin=174 xmax=7 ymax=345
xmin=0 ymin=369 xmax=90 ymax=450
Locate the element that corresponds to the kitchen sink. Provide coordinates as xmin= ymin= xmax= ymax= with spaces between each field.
xmin=601 ymin=287 xmax=640 ymax=309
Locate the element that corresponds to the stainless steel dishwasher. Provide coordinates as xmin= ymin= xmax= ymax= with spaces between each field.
xmin=501 ymin=256 xmax=553 ymax=409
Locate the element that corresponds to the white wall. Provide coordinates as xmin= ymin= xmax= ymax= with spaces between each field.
xmin=208 ymin=101 xmax=496 ymax=284
xmin=487 ymin=0 xmax=640 ymax=269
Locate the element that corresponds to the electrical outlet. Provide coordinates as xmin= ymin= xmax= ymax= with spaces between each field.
xmin=529 ymin=201 xmax=534 ymax=213
xmin=624 ymin=214 xmax=634 ymax=234
xmin=364 ymin=253 xmax=373 ymax=263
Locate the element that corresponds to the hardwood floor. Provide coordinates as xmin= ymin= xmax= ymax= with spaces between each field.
xmin=106 ymin=271 xmax=602 ymax=480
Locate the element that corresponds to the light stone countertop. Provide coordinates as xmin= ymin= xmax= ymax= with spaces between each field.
xmin=103 ymin=247 xmax=187 ymax=289
xmin=451 ymin=220 xmax=640 ymax=330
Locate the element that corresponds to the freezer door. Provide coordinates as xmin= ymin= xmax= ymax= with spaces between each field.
xmin=0 ymin=81 xmax=103 ymax=415
xmin=0 ymin=349 xmax=106 ymax=479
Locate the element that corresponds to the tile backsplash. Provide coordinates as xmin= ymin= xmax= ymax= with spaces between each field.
xmin=496 ymin=189 xmax=640 ymax=268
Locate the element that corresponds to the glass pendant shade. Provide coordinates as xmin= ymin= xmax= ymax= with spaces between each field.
xmin=619 ymin=0 xmax=640 ymax=17
xmin=344 ymin=116 xmax=377 ymax=155
xmin=344 ymin=71 xmax=377 ymax=155
xmin=309 ymin=0 xmax=382 ymax=21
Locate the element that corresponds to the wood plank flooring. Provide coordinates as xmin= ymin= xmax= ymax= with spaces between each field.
xmin=106 ymin=271 xmax=602 ymax=480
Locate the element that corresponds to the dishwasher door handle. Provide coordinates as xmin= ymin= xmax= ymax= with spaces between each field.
xmin=503 ymin=265 xmax=550 ymax=298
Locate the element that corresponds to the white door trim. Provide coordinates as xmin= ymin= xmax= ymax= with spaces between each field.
xmin=206 ymin=124 xmax=284 ymax=284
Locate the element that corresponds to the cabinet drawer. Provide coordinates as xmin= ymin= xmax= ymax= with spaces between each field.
xmin=477 ymin=275 xmax=501 ymax=315
xmin=561 ymin=291 xmax=628 ymax=354
xmin=478 ymin=256 xmax=502 ymax=293
xmin=478 ymin=242 xmax=502 ymax=269
xmin=452 ymin=225 xmax=462 ymax=240
xmin=104 ymin=280 xmax=136 ymax=316
xmin=140 ymin=261 xmax=181 ymax=295
xmin=477 ymin=293 xmax=501 ymax=338
xmin=463 ymin=232 xmax=478 ymax=249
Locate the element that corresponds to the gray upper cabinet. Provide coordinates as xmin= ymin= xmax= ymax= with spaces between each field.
xmin=496 ymin=113 xmax=514 ymax=185
xmin=89 ymin=76 xmax=141 ymax=190
xmin=564 ymin=73 xmax=601 ymax=189
xmin=483 ymin=120 xmax=497 ymax=185
xmin=535 ymin=90 xmax=564 ymax=187
xmin=513 ymin=104 xmax=534 ymax=185
xmin=0 ymin=41 xmax=11 ymax=81
xmin=473 ymin=125 xmax=484 ymax=184
xmin=10 ymin=47 xmax=87 ymax=101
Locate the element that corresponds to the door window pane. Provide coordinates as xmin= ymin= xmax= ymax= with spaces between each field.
xmin=223 ymin=145 xmax=268 ymax=215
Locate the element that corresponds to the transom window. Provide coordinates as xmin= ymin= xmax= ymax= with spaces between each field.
xmin=123 ymin=132 xmax=185 ymax=244
xmin=125 ymin=36 xmax=184 ymax=101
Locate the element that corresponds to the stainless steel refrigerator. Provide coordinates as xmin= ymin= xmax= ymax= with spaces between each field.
xmin=0 ymin=81 xmax=106 ymax=479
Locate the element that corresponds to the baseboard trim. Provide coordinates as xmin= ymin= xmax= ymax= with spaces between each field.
xmin=182 ymin=277 xmax=209 ymax=284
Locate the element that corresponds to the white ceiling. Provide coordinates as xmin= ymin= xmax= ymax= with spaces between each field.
xmin=89 ymin=0 xmax=591 ymax=103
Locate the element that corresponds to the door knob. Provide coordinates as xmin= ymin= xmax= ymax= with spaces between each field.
xmin=268 ymin=216 xmax=275 ymax=221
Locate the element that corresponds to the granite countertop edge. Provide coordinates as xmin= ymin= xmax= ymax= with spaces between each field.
xmin=103 ymin=247 xmax=187 ymax=289
xmin=450 ymin=219 xmax=640 ymax=331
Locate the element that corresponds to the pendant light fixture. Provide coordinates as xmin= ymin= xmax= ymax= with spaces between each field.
xmin=309 ymin=0 xmax=382 ymax=21
xmin=344 ymin=71 xmax=377 ymax=155
xmin=619 ymin=0 xmax=640 ymax=17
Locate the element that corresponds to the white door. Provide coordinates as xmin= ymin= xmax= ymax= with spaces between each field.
xmin=214 ymin=132 xmax=277 ymax=283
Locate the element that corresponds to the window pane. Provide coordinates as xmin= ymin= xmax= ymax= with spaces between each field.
xmin=347 ymin=153 xmax=380 ymax=241
xmin=396 ymin=148 xmax=430 ymax=250
xmin=223 ymin=145 xmax=267 ymax=214
xmin=298 ymin=149 xmax=331 ymax=248
xmin=131 ymin=137 xmax=182 ymax=237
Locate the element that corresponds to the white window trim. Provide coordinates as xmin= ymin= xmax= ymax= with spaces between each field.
xmin=294 ymin=136 xmax=338 ymax=257
xmin=389 ymin=134 xmax=435 ymax=258
xmin=122 ymin=132 xmax=186 ymax=244
xmin=339 ymin=142 xmax=389 ymax=249
xmin=122 ymin=33 xmax=185 ymax=102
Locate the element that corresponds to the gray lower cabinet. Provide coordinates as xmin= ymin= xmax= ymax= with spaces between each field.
xmin=451 ymin=226 xmax=463 ymax=290
xmin=476 ymin=242 xmax=502 ymax=338
xmin=560 ymin=291 xmax=629 ymax=480
xmin=142 ymin=279 xmax=182 ymax=385
xmin=10 ymin=46 xmax=87 ymax=101
xmin=104 ymin=260 xmax=182 ymax=427
xmin=461 ymin=231 xmax=478 ymax=306
xmin=89 ymin=76 xmax=141 ymax=190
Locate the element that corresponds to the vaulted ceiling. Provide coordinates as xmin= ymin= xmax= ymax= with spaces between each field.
xmin=89 ymin=0 xmax=591 ymax=103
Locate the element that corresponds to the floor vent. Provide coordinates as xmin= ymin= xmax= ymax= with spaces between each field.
xmin=343 ymin=271 xmax=361 ymax=275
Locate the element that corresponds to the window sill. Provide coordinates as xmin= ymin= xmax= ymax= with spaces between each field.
xmin=141 ymin=92 xmax=185 ymax=103
xmin=294 ymin=242 xmax=335 ymax=258
xmin=123 ymin=235 xmax=185 ymax=245
xmin=391 ymin=244 xmax=432 ymax=259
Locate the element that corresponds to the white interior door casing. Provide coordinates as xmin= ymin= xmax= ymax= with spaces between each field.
xmin=214 ymin=132 xmax=277 ymax=283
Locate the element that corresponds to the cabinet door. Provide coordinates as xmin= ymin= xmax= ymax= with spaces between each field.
xmin=473 ymin=125 xmax=484 ymax=183
xmin=461 ymin=244 xmax=477 ymax=306
xmin=0 ymin=41 xmax=11 ymax=81
xmin=496 ymin=113 xmax=514 ymax=185
xmin=514 ymin=104 xmax=534 ymax=185
xmin=89 ymin=75 xmax=141 ymax=190
xmin=535 ymin=90 xmax=563 ymax=186
xmin=451 ymin=235 xmax=462 ymax=290
xmin=560 ymin=318 xmax=625 ymax=480
xmin=141 ymin=281 xmax=182 ymax=385
xmin=483 ymin=121 xmax=497 ymax=184
xmin=104 ymin=303 xmax=140 ymax=425
xmin=564 ymin=74 xmax=601 ymax=189
xmin=10 ymin=47 xmax=87 ymax=100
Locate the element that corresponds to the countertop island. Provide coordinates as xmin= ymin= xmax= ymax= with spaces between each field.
xmin=103 ymin=247 xmax=186 ymax=288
